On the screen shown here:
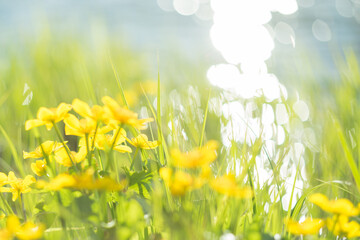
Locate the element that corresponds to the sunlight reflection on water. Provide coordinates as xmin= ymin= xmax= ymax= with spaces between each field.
xmin=157 ymin=0 xmax=313 ymax=211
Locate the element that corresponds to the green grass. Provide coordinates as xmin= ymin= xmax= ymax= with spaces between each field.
xmin=0 ymin=31 xmax=360 ymax=240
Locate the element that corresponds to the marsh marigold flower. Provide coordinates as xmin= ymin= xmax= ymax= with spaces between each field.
xmin=127 ymin=134 xmax=159 ymax=150
xmin=72 ymin=98 xmax=105 ymax=122
xmin=101 ymin=96 xmax=153 ymax=129
xmin=210 ymin=174 xmax=253 ymax=198
xmin=39 ymin=169 xmax=126 ymax=191
xmin=31 ymin=160 xmax=47 ymax=176
xmin=93 ymin=127 xmax=132 ymax=153
xmin=0 ymin=172 xmax=36 ymax=201
xmin=0 ymin=172 xmax=8 ymax=186
xmin=23 ymin=141 xmax=63 ymax=159
xmin=171 ymin=140 xmax=219 ymax=168
xmin=309 ymin=193 xmax=359 ymax=216
xmin=159 ymin=168 xmax=193 ymax=196
xmin=326 ymin=215 xmax=360 ymax=238
xmin=25 ymin=103 xmax=72 ymax=131
xmin=0 ymin=215 xmax=45 ymax=240
xmin=64 ymin=114 xmax=97 ymax=137
xmin=284 ymin=217 xmax=324 ymax=236
xmin=54 ymin=146 xmax=87 ymax=167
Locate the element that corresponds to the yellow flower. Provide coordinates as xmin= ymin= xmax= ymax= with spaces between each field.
xmin=135 ymin=80 xmax=158 ymax=95
xmin=0 ymin=172 xmax=8 ymax=186
xmin=25 ymin=103 xmax=72 ymax=131
xmin=118 ymin=90 xmax=138 ymax=107
xmin=159 ymin=167 xmax=172 ymax=185
xmin=171 ymin=140 xmax=219 ymax=168
xmin=284 ymin=217 xmax=324 ymax=235
xmin=40 ymin=169 xmax=126 ymax=191
xmin=326 ymin=215 xmax=360 ymax=238
xmin=54 ymin=146 xmax=87 ymax=167
xmin=64 ymin=114 xmax=97 ymax=136
xmin=94 ymin=128 xmax=132 ymax=153
xmin=72 ymin=98 xmax=105 ymax=122
xmin=72 ymin=169 xmax=127 ymax=191
xmin=37 ymin=173 xmax=75 ymax=191
xmin=102 ymin=96 xmax=153 ymax=130
xmin=0 ymin=215 xmax=45 ymax=240
xmin=159 ymin=168 xmax=193 ymax=196
xmin=309 ymin=193 xmax=359 ymax=216
xmin=193 ymin=165 xmax=213 ymax=189
xmin=127 ymin=134 xmax=159 ymax=149
xmin=0 ymin=172 xmax=36 ymax=201
xmin=210 ymin=174 xmax=253 ymax=198
xmin=23 ymin=141 xmax=63 ymax=159
xmin=0 ymin=228 xmax=12 ymax=240
xmin=31 ymin=160 xmax=47 ymax=176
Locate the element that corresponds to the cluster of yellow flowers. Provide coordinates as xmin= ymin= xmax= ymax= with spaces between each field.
xmin=0 ymin=96 xmax=162 ymax=239
xmin=23 ymin=95 xmax=158 ymax=171
xmin=0 ymin=172 xmax=35 ymax=201
xmin=159 ymin=141 xmax=253 ymax=198
xmin=37 ymin=168 xmax=127 ymax=191
xmin=285 ymin=193 xmax=360 ymax=238
xmin=0 ymin=215 xmax=45 ymax=240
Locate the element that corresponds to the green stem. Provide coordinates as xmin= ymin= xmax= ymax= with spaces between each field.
xmin=96 ymin=149 xmax=104 ymax=171
xmin=20 ymin=194 xmax=26 ymax=221
xmin=85 ymin=133 xmax=92 ymax=167
xmin=56 ymin=192 xmax=70 ymax=239
xmin=52 ymin=122 xmax=78 ymax=171
xmin=0 ymin=193 xmax=13 ymax=214
xmin=37 ymin=137 xmax=56 ymax=177
xmin=91 ymin=122 xmax=99 ymax=151
xmin=108 ymin=201 xmax=116 ymax=222
xmin=111 ymin=127 xmax=122 ymax=150
xmin=130 ymin=148 xmax=139 ymax=171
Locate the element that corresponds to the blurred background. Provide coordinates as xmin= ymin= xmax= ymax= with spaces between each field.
xmin=2 ymin=0 xmax=360 ymax=81
xmin=1 ymin=0 xmax=360 ymax=211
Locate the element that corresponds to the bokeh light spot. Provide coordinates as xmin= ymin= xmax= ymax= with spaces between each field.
xmin=312 ymin=19 xmax=332 ymax=42
xmin=174 ymin=0 xmax=199 ymax=16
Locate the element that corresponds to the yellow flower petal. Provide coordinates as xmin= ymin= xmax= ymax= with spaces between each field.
xmin=6 ymin=215 xmax=20 ymax=234
xmin=37 ymin=107 xmax=55 ymax=122
xmin=113 ymin=145 xmax=132 ymax=153
xmin=72 ymin=98 xmax=92 ymax=118
xmin=285 ymin=217 xmax=324 ymax=235
xmin=25 ymin=119 xmax=45 ymax=131
xmin=55 ymin=103 xmax=72 ymax=121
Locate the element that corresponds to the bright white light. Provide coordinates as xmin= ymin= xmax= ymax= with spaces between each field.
xmin=293 ymin=100 xmax=310 ymax=121
xmin=210 ymin=24 xmax=274 ymax=65
xmin=273 ymin=0 xmax=298 ymax=15
xmin=262 ymin=104 xmax=274 ymax=125
xmin=174 ymin=0 xmax=199 ymax=16
xmin=261 ymin=74 xmax=281 ymax=101
xmin=195 ymin=3 xmax=213 ymax=21
xmin=220 ymin=233 xmax=236 ymax=240
xmin=274 ymin=234 xmax=282 ymax=240
xmin=312 ymin=19 xmax=332 ymax=42
xmin=207 ymin=64 xmax=241 ymax=89
xmin=275 ymin=22 xmax=296 ymax=45
xmin=276 ymin=103 xmax=289 ymax=125
xmin=211 ymin=0 xmax=272 ymax=25
xmin=277 ymin=125 xmax=285 ymax=145
xmin=222 ymin=101 xmax=245 ymax=120
xmin=294 ymin=142 xmax=305 ymax=160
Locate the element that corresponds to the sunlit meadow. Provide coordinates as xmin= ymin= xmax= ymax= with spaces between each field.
xmin=1 ymin=1 xmax=360 ymax=240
